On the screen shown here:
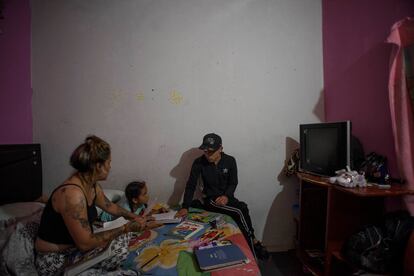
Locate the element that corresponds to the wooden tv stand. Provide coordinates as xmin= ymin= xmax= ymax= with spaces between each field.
xmin=296 ymin=172 xmax=414 ymax=276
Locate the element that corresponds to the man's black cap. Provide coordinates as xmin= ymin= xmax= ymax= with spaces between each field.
xmin=199 ymin=133 xmax=222 ymax=151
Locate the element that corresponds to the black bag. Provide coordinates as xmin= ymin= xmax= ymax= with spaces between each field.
xmin=342 ymin=211 xmax=414 ymax=274
xmin=358 ymin=152 xmax=389 ymax=184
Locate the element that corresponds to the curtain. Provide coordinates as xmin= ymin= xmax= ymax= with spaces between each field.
xmin=387 ymin=17 xmax=414 ymax=213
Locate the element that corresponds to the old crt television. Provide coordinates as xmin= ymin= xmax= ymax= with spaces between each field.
xmin=299 ymin=121 xmax=351 ymax=176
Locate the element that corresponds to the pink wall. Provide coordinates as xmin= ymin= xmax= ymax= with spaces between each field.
xmin=323 ymin=0 xmax=414 ymax=178
xmin=0 ymin=0 xmax=32 ymax=144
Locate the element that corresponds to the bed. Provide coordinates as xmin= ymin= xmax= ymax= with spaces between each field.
xmin=0 ymin=144 xmax=260 ymax=276
xmin=122 ymin=208 xmax=260 ymax=276
xmin=0 ymin=144 xmax=45 ymax=275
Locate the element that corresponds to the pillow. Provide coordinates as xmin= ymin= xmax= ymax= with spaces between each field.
xmin=0 ymin=202 xmax=44 ymax=252
xmin=0 ymin=202 xmax=45 ymax=223
xmin=97 ymin=189 xmax=124 ymax=216
xmin=103 ymin=189 xmax=124 ymax=203
xmin=1 ymin=221 xmax=39 ymax=276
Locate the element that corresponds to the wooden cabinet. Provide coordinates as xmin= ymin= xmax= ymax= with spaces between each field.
xmin=296 ymin=172 xmax=414 ymax=276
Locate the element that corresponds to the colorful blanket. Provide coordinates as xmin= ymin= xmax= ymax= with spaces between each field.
xmin=122 ymin=209 xmax=260 ymax=276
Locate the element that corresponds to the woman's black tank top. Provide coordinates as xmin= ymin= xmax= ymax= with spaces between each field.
xmin=37 ymin=183 xmax=98 ymax=245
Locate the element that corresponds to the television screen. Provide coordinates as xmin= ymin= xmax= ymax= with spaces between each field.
xmin=299 ymin=121 xmax=351 ymax=176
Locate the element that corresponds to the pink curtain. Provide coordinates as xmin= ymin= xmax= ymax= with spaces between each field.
xmin=387 ymin=17 xmax=414 ymax=213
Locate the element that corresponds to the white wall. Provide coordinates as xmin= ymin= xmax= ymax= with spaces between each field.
xmin=32 ymin=0 xmax=323 ymax=250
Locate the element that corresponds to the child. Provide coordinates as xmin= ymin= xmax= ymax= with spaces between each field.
xmin=101 ymin=181 xmax=149 ymax=222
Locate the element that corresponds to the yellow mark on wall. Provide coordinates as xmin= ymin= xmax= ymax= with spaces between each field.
xmin=136 ymin=92 xmax=145 ymax=101
xmin=170 ymin=90 xmax=183 ymax=104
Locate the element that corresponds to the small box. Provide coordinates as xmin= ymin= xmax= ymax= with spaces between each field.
xmin=209 ymin=215 xmax=225 ymax=229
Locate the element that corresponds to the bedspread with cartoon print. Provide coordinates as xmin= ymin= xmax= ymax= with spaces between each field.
xmin=122 ymin=208 xmax=260 ymax=276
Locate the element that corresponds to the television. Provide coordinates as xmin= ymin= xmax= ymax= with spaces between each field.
xmin=299 ymin=121 xmax=351 ymax=176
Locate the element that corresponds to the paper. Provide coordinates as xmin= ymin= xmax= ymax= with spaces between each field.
xmin=152 ymin=210 xmax=181 ymax=223
xmin=94 ymin=217 xmax=128 ymax=233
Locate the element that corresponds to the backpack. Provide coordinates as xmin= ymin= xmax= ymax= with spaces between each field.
xmin=342 ymin=211 xmax=414 ymax=274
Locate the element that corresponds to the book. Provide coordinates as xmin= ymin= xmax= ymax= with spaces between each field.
xmin=198 ymin=228 xmax=225 ymax=243
xmin=144 ymin=198 xmax=169 ymax=215
xmin=94 ymin=216 xmax=128 ymax=233
xmin=63 ymin=242 xmax=113 ymax=276
xmin=187 ymin=211 xmax=219 ymax=224
xmin=165 ymin=220 xmax=204 ymax=240
xmin=197 ymin=239 xmax=232 ymax=250
xmin=152 ymin=210 xmax=182 ymax=223
xmin=194 ymin=243 xmax=248 ymax=271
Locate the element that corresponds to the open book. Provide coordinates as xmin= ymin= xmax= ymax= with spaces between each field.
xmin=63 ymin=241 xmax=113 ymax=276
xmin=94 ymin=217 xmax=128 ymax=233
xmin=152 ymin=210 xmax=182 ymax=223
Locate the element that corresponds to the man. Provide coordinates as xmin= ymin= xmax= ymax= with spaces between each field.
xmin=176 ymin=133 xmax=269 ymax=260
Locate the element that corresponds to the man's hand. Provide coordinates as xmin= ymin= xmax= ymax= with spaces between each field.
xmin=175 ymin=208 xmax=188 ymax=218
xmin=215 ymin=195 xmax=228 ymax=206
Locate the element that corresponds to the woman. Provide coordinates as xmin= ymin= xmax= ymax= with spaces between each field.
xmin=35 ymin=135 xmax=157 ymax=275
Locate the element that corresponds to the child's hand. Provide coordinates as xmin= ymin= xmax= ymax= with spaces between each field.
xmin=145 ymin=215 xmax=155 ymax=221
xmin=175 ymin=208 xmax=188 ymax=218
xmin=132 ymin=216 xmax=146 ymax=229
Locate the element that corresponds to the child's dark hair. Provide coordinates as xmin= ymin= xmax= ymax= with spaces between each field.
xmin=125 ymin=181 xmax=146 ymax=212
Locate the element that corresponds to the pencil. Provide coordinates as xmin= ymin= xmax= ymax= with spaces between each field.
xmin=140 ymin=253 xmax=160 ymax=269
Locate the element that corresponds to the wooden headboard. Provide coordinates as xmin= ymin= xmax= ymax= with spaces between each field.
xmin=0 ymin=144 xmax=42 ymax=205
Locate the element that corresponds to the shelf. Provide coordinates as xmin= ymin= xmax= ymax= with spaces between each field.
xmin=334 ymin=184 xmax=414 ymax=197
xmin=296 ymin=172 xmax=412 ymax=275
xmin=297 ymin=248 xmax=325 ymax=276
xmin=297 ymin=172 xmax=414 ymax=197
xmin=330 ymin=251 xmax=391 ymax=276
xmin=297 ymin=172 xmax=331 ymax=188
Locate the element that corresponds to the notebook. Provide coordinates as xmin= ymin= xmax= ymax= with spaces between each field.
xmin=63 ymin=242 xmax=113 ymax=276
xmin=94 ymin=216 xmax=128 ymax=233
xmin=194 ymin=243 xmax=248 ymax=271
xmin=152 ymin=210 xmax=182 ymax=223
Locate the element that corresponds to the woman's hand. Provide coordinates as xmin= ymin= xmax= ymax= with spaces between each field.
xmin=144 ymin=220 xmax=163 ymax=230
xmin=145 ymin=215 xmax=155 ymax=221
xmin=125 ymin=221 xmax=142 ymax=233
xmin=132 ymin=216 xmax=147 ymax=229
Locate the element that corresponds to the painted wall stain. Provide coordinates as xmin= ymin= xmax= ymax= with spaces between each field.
xmin=169 ymin=90 xmax=183 ymax=104
xmin=136 ymin=92 xmax=145 ymax=101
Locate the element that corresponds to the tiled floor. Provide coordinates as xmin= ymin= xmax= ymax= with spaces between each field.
xmin=259 ymin=250 xmax=307 ymax=276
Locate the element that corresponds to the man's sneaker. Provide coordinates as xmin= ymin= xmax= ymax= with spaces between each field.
xmin=254 ymin=241 xmax=270 ymax=260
